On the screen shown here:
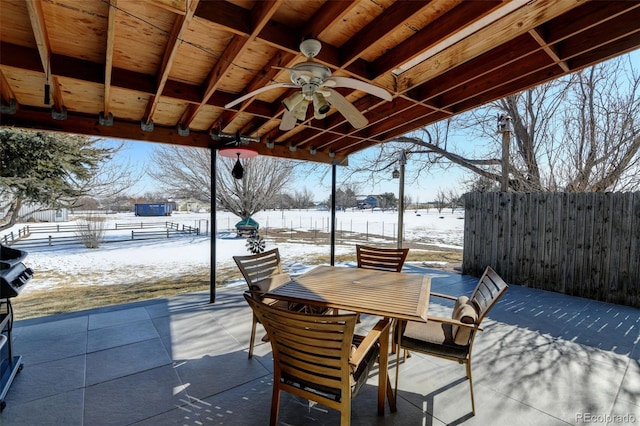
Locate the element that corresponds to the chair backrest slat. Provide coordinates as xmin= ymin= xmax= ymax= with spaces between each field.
xmin=356 ymin=244 xmax=409 ymax=272
xmin=234 ymin=248 xmax=283 ymax=288
xmin=244 ymin=293 xmax=356 ymax=399
xmin=470 ymin=266 xmax=509 ymax=323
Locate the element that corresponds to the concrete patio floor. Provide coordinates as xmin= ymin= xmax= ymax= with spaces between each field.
xmin=1 ymin=264 xmax=639 ymax=425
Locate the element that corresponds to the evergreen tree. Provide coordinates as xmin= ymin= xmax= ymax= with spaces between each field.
xmin=0 ymin=128 xmax=118 ymax=230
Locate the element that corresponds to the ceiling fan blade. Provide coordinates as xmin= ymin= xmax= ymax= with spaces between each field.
xmin=225 ymin=82 xmax=297 ymax=109
xmin=323 ymin=76 xmax=392 ymax=101
xmin=280 ymin=108 xmax=296 ymax=131
xmin=325 ymin=88 xmax=368 ymax=129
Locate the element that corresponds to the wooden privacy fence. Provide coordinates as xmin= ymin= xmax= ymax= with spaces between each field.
xmin=463 ymin=192 xmax=640 ymax=308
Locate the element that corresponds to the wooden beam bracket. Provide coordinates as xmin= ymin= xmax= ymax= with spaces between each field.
xmin=51 ymin=106 xmax=67 ymax=120
xmin=0 ymin=99 xmax=16 ymax=114
xmin=177 ymin=123 xmax=190 ymax=136
xmin=140 ymin=119 xmax=154 ymax=132
xmin=98 ymin=111 xmax=113 ymax=126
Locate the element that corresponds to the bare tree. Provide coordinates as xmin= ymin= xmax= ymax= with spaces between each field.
xmin=291 ymin=188 xmax=315 ymax=209
xmin=0 ymin=129 xmax=136 ymax=230
xmin=217 ymin=156 xmax=295 ymax=219
xmin=434 ymin=190 xmax=447 ymax=213
xmin=345 ymin=54 xmax=639 ymax=194
xmin=447 ymin=189 xmax=461 ymax=213
xmin=148 ymin=146 xmax=212 ymax=201
xmin=148 ymin=145 xmax=296 ymax=220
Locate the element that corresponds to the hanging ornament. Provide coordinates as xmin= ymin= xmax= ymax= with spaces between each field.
xmin=231 ymin=153 xmax=244 ymax=179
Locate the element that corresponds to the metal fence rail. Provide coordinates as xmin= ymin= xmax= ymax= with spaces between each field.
xmin=3 ymin=221 xmax=203 ymax=249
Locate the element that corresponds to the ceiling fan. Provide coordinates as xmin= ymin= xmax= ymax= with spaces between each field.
xmin=224 ymin=38 xmax=392 ymax=131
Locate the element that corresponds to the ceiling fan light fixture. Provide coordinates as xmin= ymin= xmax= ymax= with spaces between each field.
xmin=293 ymin=99 xmax=310 ymax=121
xmin=313 ymin=92 xmax=330 ymax=115
xmin=282 ymin=92 xmax=304 ymax=111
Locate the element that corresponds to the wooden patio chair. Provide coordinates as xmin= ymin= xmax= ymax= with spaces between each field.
xmin=233 ymin=248 xmax=295 ymax=358
xmin=356 ymin=244 xmax=409 ymax=272
xmin=355 ymin=244 xmax=409 ymax=333
xmin=393 ymin=266 xmax=508 ymax=415
xmin=243 ymin=292 xmax=392 ymax=426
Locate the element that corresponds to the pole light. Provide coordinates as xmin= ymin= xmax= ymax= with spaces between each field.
xmin=497 ymin=114 xmax=512 ymax=191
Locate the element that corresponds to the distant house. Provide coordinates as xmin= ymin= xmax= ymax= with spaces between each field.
xmin=356 ymin=195 xmax=379 ymax=209
xmin=175 ymin=199 xmax=210 ymax=213
xmin=9 ymin=203 xmax=69 ymax=222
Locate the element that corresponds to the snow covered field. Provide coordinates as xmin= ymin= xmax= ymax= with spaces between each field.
xmin=4 ymin=208 xmax=464 ymax=293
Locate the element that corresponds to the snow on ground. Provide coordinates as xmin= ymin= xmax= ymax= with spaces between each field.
xmin=3 ymin=209 xmax=464 ymax=292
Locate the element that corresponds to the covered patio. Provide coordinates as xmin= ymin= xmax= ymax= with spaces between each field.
xmin=2 ymin=265 xmax=639 ymax=425
xmin=1 ymin=1 xmax=640 ymax=424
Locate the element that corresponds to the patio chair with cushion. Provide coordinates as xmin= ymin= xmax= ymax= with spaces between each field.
xmin=394 ymin=265 xmax=508 ymax=415
xmin=233 ymin=248 xmax=295 ymax=358
xmin=356 ymin=244 xmax=409 ymax=272
xmin=243 ymin=292 xmax=392 ymax=426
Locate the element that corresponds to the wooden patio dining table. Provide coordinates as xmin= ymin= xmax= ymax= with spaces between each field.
xmin=263 ymin=265 xmax=431 ymax=416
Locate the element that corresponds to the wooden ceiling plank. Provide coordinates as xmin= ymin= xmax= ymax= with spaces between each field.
xmin=103 ymin=0 xmax=118 ymax=118
xmin=24 ymin=0 xmax=63 ymax=111
xmin=307 ymin=0 xmax=359 ymax=40
xmin=143 ymin=0 xmax=200 ymax=125
xmin=153 ymin=0 xmax=187 ymax=16
xmin=339 ymin=0 xmax=433 ymax=69
xmin=396 ymin=0 xmax=582 ymax=93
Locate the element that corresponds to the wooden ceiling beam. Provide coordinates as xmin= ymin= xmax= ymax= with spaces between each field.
xmin=555 ymin=9 xmax=640 ymax=62
xmin=371 ymin=0 xmax=501 ymax=77
xmin=339 ymin=1 xmax=433 ymax=70
xmin=566 ymin=33 xmax=640 ymax=72
xmin=143 ymin=0 xmax=199 ymax=126
xmin=153 ymin=0 xmax=188 ymax=15
xmin=103 ymin=0 xmax=117 ymax=120
xmin=194 ymin=1 xmax=252 ymax=36
xmin=24 ymin=0 xmax=63 ymax=111
xmin=1 ymin=107 xmax=214 ymax=148
xmin=542 ymin=1 xmax=640 ymax=45
xmin=308 ymin=0 xmax=360 ymax=40
xmin=180 ymin=0 xmax=282 ymax=129
xmin=215 ymin=46 xmax=297 ymax=132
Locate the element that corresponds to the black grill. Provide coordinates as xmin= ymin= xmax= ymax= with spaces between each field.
xmin=0 ymin=244 xmax=33 ymax=411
